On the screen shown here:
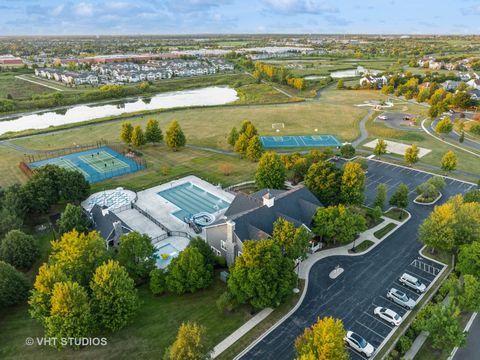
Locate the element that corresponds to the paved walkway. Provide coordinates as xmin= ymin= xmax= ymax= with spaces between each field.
xmin=352 ymin=109 xmax=373 ymax=148
xmin=212 ymin=308 xmax=274 ymax=358
xmin=15 ymin=74 xmax=66 ymax=91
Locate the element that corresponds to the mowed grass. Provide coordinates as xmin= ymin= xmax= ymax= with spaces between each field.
xmin=0 ymin=278 xmax=252 ymax=360
xmin=0 ymin=72 xmax=55 ymax=100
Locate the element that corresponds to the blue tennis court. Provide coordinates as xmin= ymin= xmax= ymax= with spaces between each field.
xmin=29 ymin=147 xmax=144 ymax=183
xmin=158 ymin=182 xmax=230 ymax=222
xmin=260 ymin=135 xmax=342 ymax=148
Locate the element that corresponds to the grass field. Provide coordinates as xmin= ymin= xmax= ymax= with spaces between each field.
xmin=0 ymin=72 xmax=55 ymax=100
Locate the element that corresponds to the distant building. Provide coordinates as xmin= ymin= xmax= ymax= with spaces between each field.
xmin=359 ymin=75 xmax=388 ymax=88
xmin=0 ymin=54 xmax=23 ymax=65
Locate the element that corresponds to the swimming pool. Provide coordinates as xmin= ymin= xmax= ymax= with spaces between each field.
xmin=155 ymin=243 xmax=180 ymax=269
xmin=157 ymin=182 xmax=230 ymax=222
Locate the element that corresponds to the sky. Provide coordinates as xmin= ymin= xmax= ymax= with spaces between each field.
xmin=0 ymin=0 xmax=479 ymax=36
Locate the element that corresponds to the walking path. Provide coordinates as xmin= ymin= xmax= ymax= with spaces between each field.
xmin=352 ymin=109 xmax=373 ymax=148
xmin=15 ymin=74 xmax=66 ymax=91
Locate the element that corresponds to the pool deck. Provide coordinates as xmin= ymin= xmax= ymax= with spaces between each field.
xmin=116 ymin=208 xmax=167 ymax=240
xmin=135 ymin=175 xmax=235 ymax=235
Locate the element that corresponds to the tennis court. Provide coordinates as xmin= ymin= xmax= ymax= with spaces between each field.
xmin=29 ymin=147 xmax=144 ymax=183
xmin=260 ymin=135 xmax=342 ymax=148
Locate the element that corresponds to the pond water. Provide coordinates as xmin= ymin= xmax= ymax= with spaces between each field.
xmin=305 ymin=66 xmax=380 ymax=80
xmin=0 ymin=86 xmax=238 ymax=135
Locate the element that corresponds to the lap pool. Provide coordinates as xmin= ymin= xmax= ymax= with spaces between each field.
xmin=157 ymin=182 xmax=230 ymax=222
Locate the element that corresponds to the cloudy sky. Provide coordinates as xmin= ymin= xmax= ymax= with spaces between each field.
xmin=0 ymin=0 xmax=478 ymax=35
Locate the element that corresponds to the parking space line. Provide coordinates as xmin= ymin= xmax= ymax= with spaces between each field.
xmin=349 ymin=350 xmax=368 ymax=360
xmin=362 ymin=311 xmax=394 ymax=329
xmin=355 ymin=321 xmax=387 ymax=340
xmin=371 ymin=301 xmax=407 ymax=317
xmin=379 ymin=296 xmax=410 ymax=312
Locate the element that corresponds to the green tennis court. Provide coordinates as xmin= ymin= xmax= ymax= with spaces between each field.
xmin=79 ymin=151 xmax=129 ymax=174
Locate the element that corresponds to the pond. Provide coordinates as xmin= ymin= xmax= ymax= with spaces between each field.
xmin=0 ymin=86 xmax=238 ymax=136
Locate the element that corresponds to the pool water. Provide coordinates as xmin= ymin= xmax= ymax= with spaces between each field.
xmin=155 ymin=243 xmax=180 ymax=269
xmin=158 ymin=182 xmax=230 ymax=222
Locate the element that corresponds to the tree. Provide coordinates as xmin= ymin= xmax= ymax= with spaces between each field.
xmin=29 ymin=263 xmax=68 ymax=324
xmin=188 ymin=237 xmax=217 ymax=268
xmin=416 ymin=88 xmax=430 ymax=103
xmin=459 ymin=131 xmax=464 ymax=143
xmin=131 ymin=125 xmax=147 ymax=147
xmin=304 ymin=160 xmax=342 ymax=206
xmin=464 ymin=189 xmax=480 ymax=203
xmin=272 ymin=218 xmax=311 ymax=261
xmin=404 ymin=144 xmax=419 ymax=166
xmin=441 ymin=151 xmax=457 ymax=172
xmin=0 ymin=229 xmax=39 ymax=270
xmin=0 ymin=260 xmax=29 ymax=308
xmin=120 ymin=122 xmax=134 ymax=144
xmin=150 ymin=268 xmax=167 ymax=295
xmin=373 ymin=183 xmax=388 ymax=209
xmin=239 ymin=120 xmax=256 ymax=136
xmin=336 ymin=79 xmax=344 ymax=89
xmin=435 ymin=117 xmax=453 ymax=137
xmin=255 ymin=151 xmax=286 ymax=190
xmin=45 ymin=281 xmax=94 ymax=348
xmin=373 ymin=139 xmax=387 ymax=156
xmin=227 ymin=239 xmax=296 ymax=309
xmin=313 ymin=205 xmax=367 ymax=245
xmin=164 ymin=322 xmax=209 ymax=360
xmin=340 ymin=144 xmax=355 ymax=158
xmin=227 ymin=127 xmax=239 ymax=147
xmin=233 ymin=133 xmax=249 ymax=155
xmin=90 ymin=260 xmax=139 ymax=332
xmin=294 ymin=316 xmax=349 ymax=360
xmin=50 ymin=230 xmax=108 ymax=286
xmin=458 ymin=275 xmax=480 ymax=312
xmin=145 ymin=118 xmax=163 ymax=143
xmin=419 ymin=202 xmax=456 ymax=252
xmin=420 ymin=302 xmax=465 ymax=351
xmin=165 ymin=120 xmax=186 ymax=151
xmin=389 ymin=183 xmax=409 ymax=208
xmin=246 ymin=135 xmax=264 ymax=162
xmin=57 ymin=203 xmax=92 ymax=235
xmin=117 ymin=232 xmax=157 ymax=283
xmin=456 ymin=242 xmax=480 ymax=278
xmin=219 ymin=163 xmax=233 ymax=176
xmin=166 ymin=246 xmax=213 ymax=294
xmin=340 ymin=162 xmax=365 ymax=205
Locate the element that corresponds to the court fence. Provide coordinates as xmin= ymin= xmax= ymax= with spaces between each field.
xmin=23 ymin=140 xmax=108 ymax=163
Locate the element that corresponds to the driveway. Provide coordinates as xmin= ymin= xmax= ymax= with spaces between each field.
xmin=238 ymin=159 xmax=475 ymax=360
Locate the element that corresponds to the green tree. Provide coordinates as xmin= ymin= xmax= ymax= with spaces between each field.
xmin=120 ymin=122 xmax=134 ymax=144
xmin=90 ymin=260 xmax=139 ymax=332
xmin=150 ymin=268 xmax=167 ymax=295
xmin=255 ymin=151 xmax=286 ymax=190
xmin=0 ymin=229 xmax=39 ymax=270
xmin=272 ymin=218 xmax=311 ymax=261
xmin=164 ymin=322 xmax=209 ymax=360
xmin=239 ymin=120 xmax=256 ymax=136
xmin=313 ymin=205 xmax=367 ymax=245
xmin=441 ymin=150 xmax=457 ymax=172
xmin=188 ymin=237 xmax=217 ymax=268
xmin=420 ymin=302 xmax=465 ymax=351
xmin=459 ymin=131 xmax=464 ymax=143
xmin=227 ymin=239 xmax=296 ymax=309
xmin=373 ymin=183 xmax=388 ymax=209
xmin=404 ymin=144 xmax=419 ymax=166
xmin=29 ymin=263 xmax=68 ymax=323
xmin=304 ymin=160 xmax=342 ymax=206
xmin=464 ymin=189 xmax=480 ymax=203
xmin=233 ymin=133 xmax=249 ymax=155
xmin=145 ymin=118 xmax=163 ymax=143
xmin=294 ymin=316 xmax=349 ymax=360
xmin=57 ymin=203 xmax=92 ymax=235
xmin=227 ymin=127 xmax=239 ymax=147
xmin=373 ymin=139 xmax=387 ymax=156
xmin=416 ymin=88 xmax=430 ymax=103
xmin=165 ymin=120 xmax=186 ymax=151
xmin=457 ymin=242 xmax=480 ymax=278
xmin=340 ymin=162 xmax=365 ymax=205
xmin=340 ymin=144 xmax=355 ymax=158
xmin=336 ymin=79 xmax=344 ymax=89
xmin=131 ymin=125 xmax=147 ymax=147
xmin=458 ymin=275 xmax=480 ymax=312
xmin=419 ymin=201 xmax=457 ymax=252
xmin=50 ymin=230 xmax=109 ymax=286
xmin=435 ymin=117 xmax=453 ymax=137
xmin=166 ymin=247 xmax=213 ymax=295
xmin=246 ymin=135 xmax=264 ymax=162
xmin=0 ymin=260 xmax=29 ymax=308
xmin=117 ymin=232 xmax=157 ymax=283
xmin=389 ymin=183 xmax=409 ymax=209
xmin=45 ymin=281 xmax=94 ymax=348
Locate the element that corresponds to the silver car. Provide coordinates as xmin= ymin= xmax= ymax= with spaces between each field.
xmin=387 ymin=288 xmax=416 ymax=309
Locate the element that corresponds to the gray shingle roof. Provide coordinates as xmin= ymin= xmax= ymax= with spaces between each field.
xmin=90 ymin=204 xmax=132 ymax=241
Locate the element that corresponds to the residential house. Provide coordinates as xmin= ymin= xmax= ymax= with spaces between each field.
xmin=359 ymin=75 xmax=388 ymax=89
xmin=467 ymin=89 xmax=480 ymax=101
xmin=440 ymin=80 xmax=461 ymax=91
xmin=204 ymin=186 xmax=322 ymax=265
xmin=89 ymin=204 xmax=132 ymax=248
xmin=467 ymin=79 xmax=480 ymax=90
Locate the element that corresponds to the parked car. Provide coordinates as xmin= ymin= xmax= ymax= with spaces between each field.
xmin=387 ymin=288 xmax=416 ymax=309
xmin=378 ymin=115 xmax=388 ymax=120
xmin=344 ymin=331 xmax=375 ymax=358
xmin=399 ymin=273 xmax=426 ymax=293
xmin=373 ymin=307 xmax=402 ymax=326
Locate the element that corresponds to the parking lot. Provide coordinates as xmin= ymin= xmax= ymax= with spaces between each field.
xmin=374 ymin=111 xmax=422 ymax=132
xmin=238 ymin=159 xmax=475 ymax=360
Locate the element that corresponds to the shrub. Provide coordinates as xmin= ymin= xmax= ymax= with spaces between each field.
xmin=149 ymin=268 xmax=167 ymax=295
xmin=0 ymin=229 xmax=39 ymax=270
xmin=398 ymin=335 xmax=413 ymax=354
xmin=216 ymin=291 xmax=239 ymax=313
xmin=215 ymin=256 xmax=227 ymax=268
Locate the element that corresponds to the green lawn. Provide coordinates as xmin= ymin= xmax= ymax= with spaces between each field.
xmin=0 ymin=72 xmax=55 ymax=100
xmin=384 ymin=208 xmax=409 ymax=221
xmin=374 ymin=223 xmax=397 ymax=239
xmin=350 ymin=240 xmax=375 ymax=253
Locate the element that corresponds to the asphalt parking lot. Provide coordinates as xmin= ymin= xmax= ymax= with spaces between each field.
xmin=375 ymin=112 xmax=422 ymax=132
xmin=238 ymin=159 xmax=475 ymax=360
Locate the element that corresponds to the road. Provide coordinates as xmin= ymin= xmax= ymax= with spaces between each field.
xmin=238 ymin=160 xmax=474 ymax=360
xmin=452 ymin=313 xmax=480 ymax=360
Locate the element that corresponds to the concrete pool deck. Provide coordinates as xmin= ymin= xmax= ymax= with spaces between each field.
xmin=135 ymin=175 xmax=235 ymax=235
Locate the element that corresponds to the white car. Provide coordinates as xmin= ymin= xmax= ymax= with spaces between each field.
xmin=344 ymin=331 xmax=375 ymax=358
xmin=399 ymin=273 xmax=426 ymax=293
xmin=378 ymin=115 xmax=388 ymax=120
xmin=387 ymin=288 xmax=416 ymax=310
xmin=374 ymin=307 xmax=402 ymax=326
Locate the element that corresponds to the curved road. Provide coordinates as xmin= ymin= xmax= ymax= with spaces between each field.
xmin=430 ymin=118 xmax=480 ymax=152
xmin=238 ymin=160 xmax=472 ymax=360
